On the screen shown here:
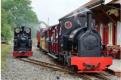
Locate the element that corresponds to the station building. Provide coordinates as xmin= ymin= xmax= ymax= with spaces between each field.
xmin=62 ymin=0 xmax=120 ymax=58
xmin=93 ymin=0 xmax=121 ymax=46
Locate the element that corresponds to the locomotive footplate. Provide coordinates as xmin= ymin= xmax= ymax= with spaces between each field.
xmin=71 ymin=56 xmax=112 ymax=72
xmin=13 ymin=51 xmax=32 ymax=57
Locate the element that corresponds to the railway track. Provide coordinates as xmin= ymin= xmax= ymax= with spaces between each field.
xmin=74 ymin=73 xmax=116 ymax=80
xmin=96 ymin=72 xmax=118 ymax=80
xmin=18 ymin=58 xmax=117 ymax=80
xmin=18 ymin=58 xmax=69 ymax=73
xmin=78 ymin=72 xmax=117 ymax=80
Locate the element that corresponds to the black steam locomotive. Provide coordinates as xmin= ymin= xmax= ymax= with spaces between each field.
xmin=37 ymin=9 xmax=112 ymax=72
xmin=13 ymin=26 xmax=32 ymax=57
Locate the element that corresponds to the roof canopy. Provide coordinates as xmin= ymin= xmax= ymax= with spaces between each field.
xmin=60 ymin=0 xmax=120 ymax=24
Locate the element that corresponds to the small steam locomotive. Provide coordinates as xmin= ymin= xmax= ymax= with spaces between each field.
xmin=13 ymin=26 xmax=32 ymax=57
xmin=37 ymin=9 xmax=112 ymax=72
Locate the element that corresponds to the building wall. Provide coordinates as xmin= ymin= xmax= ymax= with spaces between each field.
xmin=97 ymin=22 xmax=120 ymax=46
xmin=108 ymin=23 xmax=113 ymax=45
xmin=117 ymin=21 xmax=121 ymax=46
xmin=97 ymin=24 xmax=109 ymax=45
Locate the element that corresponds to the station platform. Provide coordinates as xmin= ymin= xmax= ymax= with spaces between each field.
xmin=108 ymin=59 xmax=121 ymax=77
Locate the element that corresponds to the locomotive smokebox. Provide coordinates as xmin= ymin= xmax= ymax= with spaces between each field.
xmin=77 ymin=11 xmax=102 ymax=57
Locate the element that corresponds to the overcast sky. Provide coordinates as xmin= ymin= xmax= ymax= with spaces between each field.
xmin=31 ymin=0 xmax=90 ymax=26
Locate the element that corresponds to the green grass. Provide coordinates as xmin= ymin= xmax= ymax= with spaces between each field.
xmin=1 ymin=44 xmax=11 ymax=70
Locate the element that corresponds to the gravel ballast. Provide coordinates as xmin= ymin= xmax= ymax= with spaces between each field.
xmin=1 ymin=46 xmax=81 ymax=80
xmin=2 ymin=45 xmax=119 ymax=80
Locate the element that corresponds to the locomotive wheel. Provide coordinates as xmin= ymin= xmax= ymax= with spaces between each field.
xmin=63 ymin=57 xmax=67 ymax=66
xmin=69 ymin=65 xmax=78 ymax=74
xmin=58 ymin=54 xmax=68 ymax=66
xmin=60 ymin=56 xmax=66 ymax=66
xmin=63 ymin=54 xmax=69 ymax=66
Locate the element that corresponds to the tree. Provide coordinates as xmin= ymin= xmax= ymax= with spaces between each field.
xmin=1 ymin=0 xmax=39 ymax=42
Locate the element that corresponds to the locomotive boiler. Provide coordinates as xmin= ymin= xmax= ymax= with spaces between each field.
xmin=13 ymin=26 xmax=32 ymax=57
xmin=37 ymin=9 xmax=112 ymax=72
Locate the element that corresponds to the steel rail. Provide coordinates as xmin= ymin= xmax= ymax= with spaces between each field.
xmin=18 ymin=58 xmax=69 ymax=73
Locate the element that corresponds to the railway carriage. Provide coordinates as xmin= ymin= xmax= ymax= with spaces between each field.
xmin=37 ymin=31 xmax=40 ymax=48
xmin=37 ymin=9 xmax=112 ymax=72
xmin=37 ymin=28 xmax=46 ymax=49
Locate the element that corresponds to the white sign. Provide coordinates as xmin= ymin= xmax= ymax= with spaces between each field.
xmin=104 ymin=0 xmax=112 ymax=4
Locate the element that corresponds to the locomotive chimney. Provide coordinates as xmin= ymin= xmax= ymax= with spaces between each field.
xmin=22 ymin=26 xmax=25 ymax=31
xmin=87 ymin=11 xmax=92 ymax=30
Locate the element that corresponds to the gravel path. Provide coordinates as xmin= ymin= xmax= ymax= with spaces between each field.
xmin=1 ymin=45 xmax=81 ymax=80
xmin=2 ymin=45 xmax=119 ymax=80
